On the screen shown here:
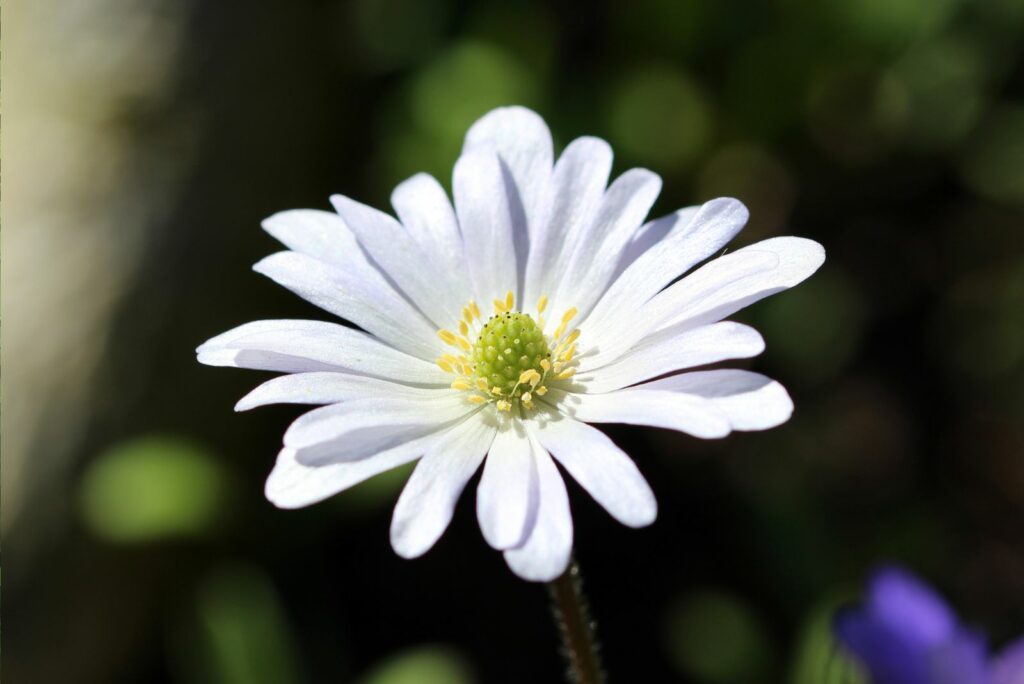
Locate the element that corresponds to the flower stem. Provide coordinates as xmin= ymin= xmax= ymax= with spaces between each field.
xmin=547 ymin=557 xmax=605 ymax=684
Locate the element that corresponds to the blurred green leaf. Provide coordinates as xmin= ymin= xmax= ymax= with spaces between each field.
xmin=79 ymin=435 xmax=229 ymax=542
xmin=664 ymin=589 xmax=773 ymax=683
xmin=788 ymin=598 xmax=867 ymax=684
xmin=193 ymin=565 xmax=305 ymax=684
xmin=355 ymin=646 xmax=474 ymax=684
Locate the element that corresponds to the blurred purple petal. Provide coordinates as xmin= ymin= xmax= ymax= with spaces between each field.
xmin=869 ymin=566 xmax=956 ymax=648
xmin=928 ymin=629 xmax=990 ymax=684
xmin=992 ymin=636 xmax=1024 ymax=684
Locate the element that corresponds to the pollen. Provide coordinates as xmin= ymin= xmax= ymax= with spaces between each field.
xmin=435 ymin=296 xmax=581 ymax=411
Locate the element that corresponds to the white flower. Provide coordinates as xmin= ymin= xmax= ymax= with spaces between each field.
xmin=198 ymin=106 xmax=824 ymax=582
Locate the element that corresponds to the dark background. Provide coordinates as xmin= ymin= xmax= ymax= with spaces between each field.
xmin=5 ymin=0 xmax=1024 ymax=682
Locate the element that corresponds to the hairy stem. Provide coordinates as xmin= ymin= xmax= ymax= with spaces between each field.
xmin=547 ymin=557 xmax=605 ymax=684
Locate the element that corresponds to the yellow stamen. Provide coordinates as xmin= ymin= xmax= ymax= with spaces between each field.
xmin=493 ymin=299 xmax=506 ymax=314
xmin=436 ymin=360 xmax=454 ymax=373
xmin=470 ymin=300 xmax=481 ymax=319
xmin=537 ymin=295 xmax=548 ymax=313
xmin=456 ymin=336 xmax=472 ymax=352
xmin=561 ymin=307 xmax=578 ymax=324
xmin=505 ymin=290 xmax=514 ymax=311
xmin=557 ymin=368 xmax=576 ymax=380
xmin=496 ymin=399 xmax=512 ymax=412
xmin=476 ymin=377 xmax=489 ymax=391
xmin=467 ymin=395 xmax=487 ymax=404
xmin=540 ymin=359 xmax=551 ymax=372
xmin=535 ymin=386 xmax=548 ymax=396
xmin=438 ymin=329 xmax=458 ymax=345
xmin=451 ymin=380 xmax=472 ymax=390
xmin=458 ymin=320 xmax=469 ymax=336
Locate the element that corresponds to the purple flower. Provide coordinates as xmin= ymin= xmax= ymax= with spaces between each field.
xmin=835 ymin=566 xmax=1024 ymax=684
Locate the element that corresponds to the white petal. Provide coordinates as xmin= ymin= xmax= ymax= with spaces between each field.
xmin=476 ymin=421 xmax=538 ymax=549
xmin=265 ymin=422 xmax=456 ymax=509
xmin=554 ymin=168 xmax=662 ymax=319
xmin=390 ymin=415 xmax=496 ymax=558
xmin=644 ymin=236 xmax=826 ymax=333
xmin=196 ymin=319 xmax=448 ymax=384
xmin=582 ymin=198 xmax=749 ymax=354
xmin=614 ymin=205 xmax=701 ymax=281
xmin=551 ymin=388 xmax=731 ymax=439
xmin=503 ymin=444 xmax=573 ymax=582
xmin=523 ymin=137 xmax=612 ymax=308
xmin=576 ymin=322 xmax=765 ymax=392
xmin=253 ymin=252 xmax=438 ymax=359
xmin=391 ymin=173 xmax=469 ymax=297
xmin=283 ymin=394 xmax=473 ymax=464
xmin=530 ymin=411 xmax=656 ymax=527
xmin=330 ymin=194 xmax=463 ymax=329
xmin=462 ymin=106 xmax=553 ymax=231
xmin=261 ymin=209 xmax=361 ymax=267
xmin=452 ymin=151 xmax=521 ymax=304
xmin=235 ymin=372 xmax=445 ymax=411
xmin=637 ymin=370 xmax=793 ymax=431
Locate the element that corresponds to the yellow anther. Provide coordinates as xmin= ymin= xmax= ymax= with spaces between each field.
xmin=476 ymin=377 xmax=490 ymax=391
xmin=561 ymin=307 xmax=578 ymax=324
xmin=557 ymin=368 xmax=576 ymax=379
xmin=493 ymin=299 xmax=506 ymax=314
xmin=521 ymin=392 xmax=533 ymax=408
xmin=436 ymin=359 xmax=454 ymax=373
xmin=462 ymin=306 xmax=472 ymax=323
xmin=441 ymin=353 xmax=459 ymax=365
xmin=459 ymin=320 xmax=469 ymax=336
xmin=438 ymin=329 xmax=458 ymax=345
xmin=451 ymin=380 xmax=472 ymax=390
xmin=540 ymin=359 xmax=551 ymax=372
xmin=456 ymin=336 xmax=472 ymax=352
xmin=505 ymin=290 xmax=514 ymax=311
xmin=519 ymin=369 xmax=537 ymax=384
xmin=467 ymin=395 xmax=487 ymax=405
xmin=470 ymin=300 xmax=481 ymax=319
xmin=491 ymin=386 xmax=504 ymax=396
xmin=561 ymin=343 xmax=577 ymax=362
xmin=538 ymin=315 xmax=545 ymax=330
xmin=497 ymin=400 xmax=512 ymax=412
xmin=535 ymin=386 xmax=548 ymax=396
xmin=537 ymin=295 xmax=548 ymax=313
xmin=564 ymin=329 xmax=581 ymax=346
xmin=553 ymin=322 xmax=567 ymax=340
xmin=529 ymin=371 xmax=542 ymax=387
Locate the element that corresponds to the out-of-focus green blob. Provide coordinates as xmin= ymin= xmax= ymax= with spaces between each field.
xmin=410 ymin=40 xmax=539 ymax=146
xmin=79 ymin=435 xmax=228 ymax=542
xmin=351 ymin=0 xmax=453 ymax=70
xmin=664 ymin=589 xmax=773 ymax=683
xmin=758 ymin=269 xmax=867 ymax=385
xmin=356 ymin=646 xmax=474 ymax=684
xmin=606 ymin=65 xmax=712 ymax=169
xmin=385 ymin=40 xmax=540 ymax=186
xmin=194 ymin=565 xmax=305 ymax=684
xmin=888 ymin=37 xmax=987 ymax=148
xmin=788 ymin=598 xmax=867 ymax=684
xmin=961 ymin=105 xmax=1024 ymax=205
xmin=830 ymin=0 xmax=960 ymax=51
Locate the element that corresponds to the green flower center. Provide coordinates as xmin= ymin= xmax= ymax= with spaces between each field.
xmin=471 ymin=312 xmax=551 ymax=399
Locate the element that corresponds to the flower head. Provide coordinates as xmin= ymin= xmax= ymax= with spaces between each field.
xmin=197 ymin=106 xmax=824 ymax=581
xmin=835 ymin=566 xmax=1024 ymax=684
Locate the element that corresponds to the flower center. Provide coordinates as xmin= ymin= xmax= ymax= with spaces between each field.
xmin=473 ymin=312 xmax=550 ymax=400
xmin=435 ymin=291 xmax=581 ymax=412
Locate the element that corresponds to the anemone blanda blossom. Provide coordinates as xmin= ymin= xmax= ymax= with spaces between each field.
xmin=836 ymin=566 xmax=1024 ymax=684
xmin=197 ymin=106 xmax=824 ymax=581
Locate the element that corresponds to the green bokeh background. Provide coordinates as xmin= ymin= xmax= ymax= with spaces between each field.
xmin=4 ymin=0 xmax=1023 ymax=681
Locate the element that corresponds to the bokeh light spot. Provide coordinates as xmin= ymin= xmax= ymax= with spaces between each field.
xmin=664 ymin=589 xmax=772 ymax=682
xmin=606 ymin=64 xmax=713 ymax=168
xmin=79 ymin=435 xmax=228 ymax=542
